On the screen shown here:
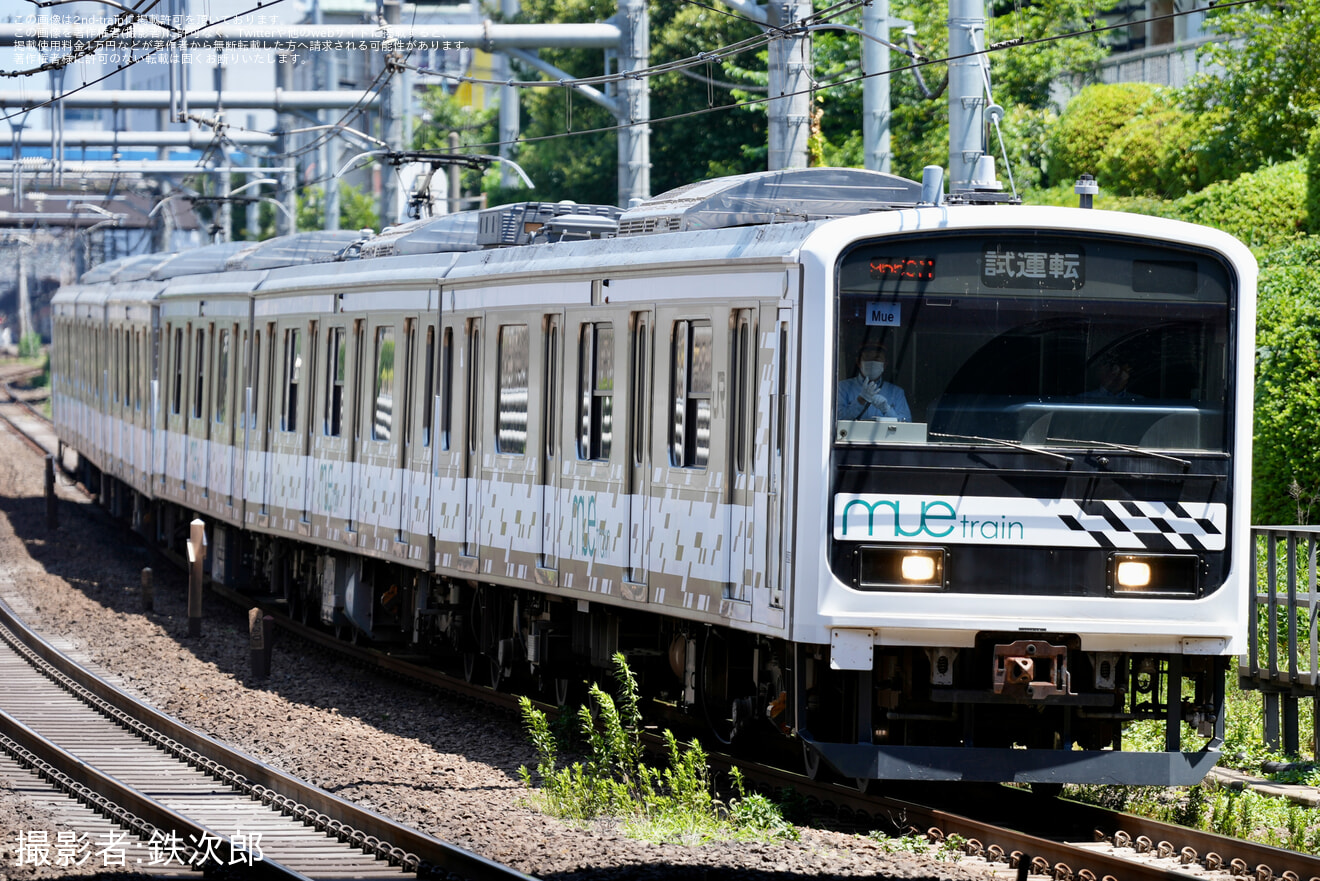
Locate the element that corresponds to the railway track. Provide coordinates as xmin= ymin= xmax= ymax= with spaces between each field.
xmin=5 ymin=363 xmax=1320 ymax=881
xmin=0 ymin=593 xmax=535 ymax=881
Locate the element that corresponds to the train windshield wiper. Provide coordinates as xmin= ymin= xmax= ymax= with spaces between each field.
xmin=930 ymin=432 xmax=1074 ymax=465
xmin=1046 ymin=436 xmax=1191 ymax=472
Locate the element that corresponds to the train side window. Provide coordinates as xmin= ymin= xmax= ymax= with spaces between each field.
xmin=422 ymin=326 xmax=435 ymax=447
xmin=577 ymin=322 xmax=613 ymax=461
xmin=733 ymin=319 xmax=750 ymax=473
xmin=283 ymin=327 xmax=302 ymax=432
xmin=215 ymin=328 xmax=231 ymax=425
xmin=193 ymin=328 xmax=207 ymax=420
xmin=111 ymin=329 xmax=120 ymax=405
xmin=249 ymin=331 xmax=261 ymax=430
xmin=325 ymin=327 xmax=346 ymax=437
xmin=129 ymin=331 xmax=137 ymax=412
xmin=497 ymin=324 xmax=529 ymax=455
xmin=544 ymin=322 xmax=559 ymax=460
xmin=631 ymin=318 xmax=648 ymax=467
xmin=372 ymin=326 xmax=395 ymax=441
xmin=670 ymin=320 xmax=712 ymax=468
xmin=441 ymin=327 xmax=453 ymax=451
xmin=171 ymin=327 xmax=184 ymax=416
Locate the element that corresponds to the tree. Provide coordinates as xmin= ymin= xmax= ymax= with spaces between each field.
xmin=1253 ymin=239 xmax=1320 ymax=525
xmin=808 ymin=0 xmax=1115 ymax=184
xmin=1185 ymin=1 xmax=1320 ymax=184
xmin=296 ymin=183 xmax=381 ymax=233
xmin=411 ymin=0 xmax=1115 ymax=205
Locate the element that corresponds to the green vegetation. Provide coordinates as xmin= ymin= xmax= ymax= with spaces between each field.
xmin=1069 ymin=780 xmax=1320 ymax=855
xmin=296 ymin=183 xmax=381 ymax=234
xmin=1252 ymin=238 xmax=1320 ymax=524
xmin=869 ymin=831 xmax=969 ymax=861
xmin=517 ymin=653 xmax=796 ymax=843
xmin=17 ymin=332 xmax=42 ymax=360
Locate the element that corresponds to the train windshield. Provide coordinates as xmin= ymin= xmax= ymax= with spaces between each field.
xmin=834 ymin=232 xmax=1234 ymax=452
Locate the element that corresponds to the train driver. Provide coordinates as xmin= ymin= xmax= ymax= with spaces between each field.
xmin=837 ymin=341 xmax=912 ymax=422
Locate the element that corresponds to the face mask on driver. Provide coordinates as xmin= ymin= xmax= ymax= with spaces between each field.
xmin=860 ymin=360 xmax=885 ymax=382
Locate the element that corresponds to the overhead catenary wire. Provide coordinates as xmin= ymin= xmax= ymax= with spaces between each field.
xmin=375 ymin=0 xmax=1267 ymax=158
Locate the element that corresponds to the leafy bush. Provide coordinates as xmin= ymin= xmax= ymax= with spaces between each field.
xmin=1252 ymin=237 xmax=1320 ymax=524
xmin=1308 ymin=127 xmax=1320 ymax=235
xmin=17 ymin=332 xmax=41 ymax=359
xmin=1046 ymin=83 xmax=1162 ymax=186
xmin=1166 ymin=160 xmax=1307 ymax=250
xmin=517 ymin=653 xmax=796 ymax=844
xmin=1097 ymin=106 xmax=1197 ymax=198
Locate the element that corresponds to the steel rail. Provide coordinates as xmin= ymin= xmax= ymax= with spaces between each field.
xmin=0 ymin=596 xmax=537 ymax=881
xmin=0 ymin=707 xmax=311 ymax=879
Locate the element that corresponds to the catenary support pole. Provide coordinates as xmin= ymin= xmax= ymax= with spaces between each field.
xmin=767 ymin=0 xmax=812 ymax=171
xmin=862 ymin=0 xmax=891 ymax=173
xmin=615 ymin=0 xmax=650 ymax=206
xmin=947 ymin=0 xmax=985 ymax=193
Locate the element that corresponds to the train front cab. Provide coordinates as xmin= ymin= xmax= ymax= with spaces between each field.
xmin=794 ymin=209 xmax=1257 ymax=786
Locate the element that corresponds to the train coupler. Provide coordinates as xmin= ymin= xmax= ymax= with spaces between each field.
xmin=992 ymin=640 xmax=1072 ymax=700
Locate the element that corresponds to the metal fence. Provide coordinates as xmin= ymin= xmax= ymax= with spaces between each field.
xmin=1242 ymin=526 xmax=1320 ymax=756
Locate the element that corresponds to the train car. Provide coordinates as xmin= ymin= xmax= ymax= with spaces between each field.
xmin=50 ymin=167 xmax=1257 ymax=786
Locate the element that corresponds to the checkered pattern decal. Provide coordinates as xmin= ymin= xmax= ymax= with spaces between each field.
xmin=1058 ymin=499 xmax=1224 ymax=551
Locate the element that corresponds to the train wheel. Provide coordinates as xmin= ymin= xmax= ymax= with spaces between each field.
xmin=802 ymin=742 xmax=823 ymax=780
xmin=462 ymin=652 xmax=478 ymax=683
xmin=698 ymin=629 xmax=744 ymax=746
xmin=488 ymin=655 xmax=505 ymax=691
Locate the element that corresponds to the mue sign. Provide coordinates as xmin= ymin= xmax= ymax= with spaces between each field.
xmin=868 ymin=257 xmax=935 ymax=281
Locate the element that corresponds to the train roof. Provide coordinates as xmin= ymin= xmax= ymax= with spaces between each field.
xmin=615 ymin=168 xmax=923 ymax=236
xmin=153 ymin=241 xmax=252 ymax=279
xmin=224 ymin=230 xmax=364 ymax=271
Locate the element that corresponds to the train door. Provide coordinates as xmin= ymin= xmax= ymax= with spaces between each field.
xmin=727 ymin=308 xmax=756 ymax=603
xmin=357 ymin=315 xmax=406 ymax=546
xmin=626 ymin=310 xmax=653 ymax=589
xmin=539 ymin=313 xmax=562 ymax=573
xmin=462 ymin=316 xmax=483 ymax=558
xmin=186 ymin=323 xmax=209 ymax=508
xmin=347 ymin=319 xmax=366 ymax=533
xmin=301 ymin=320 xmax=319 ymax=524
xmin=212 ymin=323 xmax=236 ymax=514
xmin=396 ymin=316 xmax=421 ymax=543
xmin=765 ymin=307 xmax=794 ymax=613
xmin=429 ymin=317 xmax=467 ymax=567
xmin=559 ymin=308 xmax=631 ymax=592
xmin=259 ymin=322 xmax=277 ymax=516
xmin=313 ymin=323 xmax=351 ymax=536
xmin=403 ymin=317 xmax=438 ymax=554
xmin=649 ymin=307 xmax=733 ymax=613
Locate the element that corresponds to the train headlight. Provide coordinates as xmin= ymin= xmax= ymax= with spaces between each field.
xmin=856 ymin=547 xmax=946 ymax=591
xmin=1115 ymin=560 xmax=1151 ymax=588
xmin=1108 ymin=554 xmax=1201 ymax=597
xmin=901 ymin=553 xmax=938 ymax=582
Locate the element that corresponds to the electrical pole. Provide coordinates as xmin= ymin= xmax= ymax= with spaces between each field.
xmin=380 ymin=0 xmax=405 ymax=226
xmin=862 ymin=0 xmax=890 ymax=173
xmin=767 ymin=0 xmax=812 ymax=170
xmin=947 ymin=0 xmax=985 ymax=193
xmin=499 ymin=0 xmax=522 ymax=189
xmin=615 ymin=0 xmax=650 ymax=206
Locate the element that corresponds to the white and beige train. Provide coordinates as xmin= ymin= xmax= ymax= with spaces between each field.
xmin=51 ymin=167 xmax=1257 ymax=786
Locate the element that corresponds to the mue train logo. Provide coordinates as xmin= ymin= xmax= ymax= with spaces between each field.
xmin=832 ymin=494 xmax=1227 ymax=551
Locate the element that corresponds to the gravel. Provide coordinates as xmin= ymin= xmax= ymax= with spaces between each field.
xmin=0 ymin=422 xmax=1002 ymax=880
